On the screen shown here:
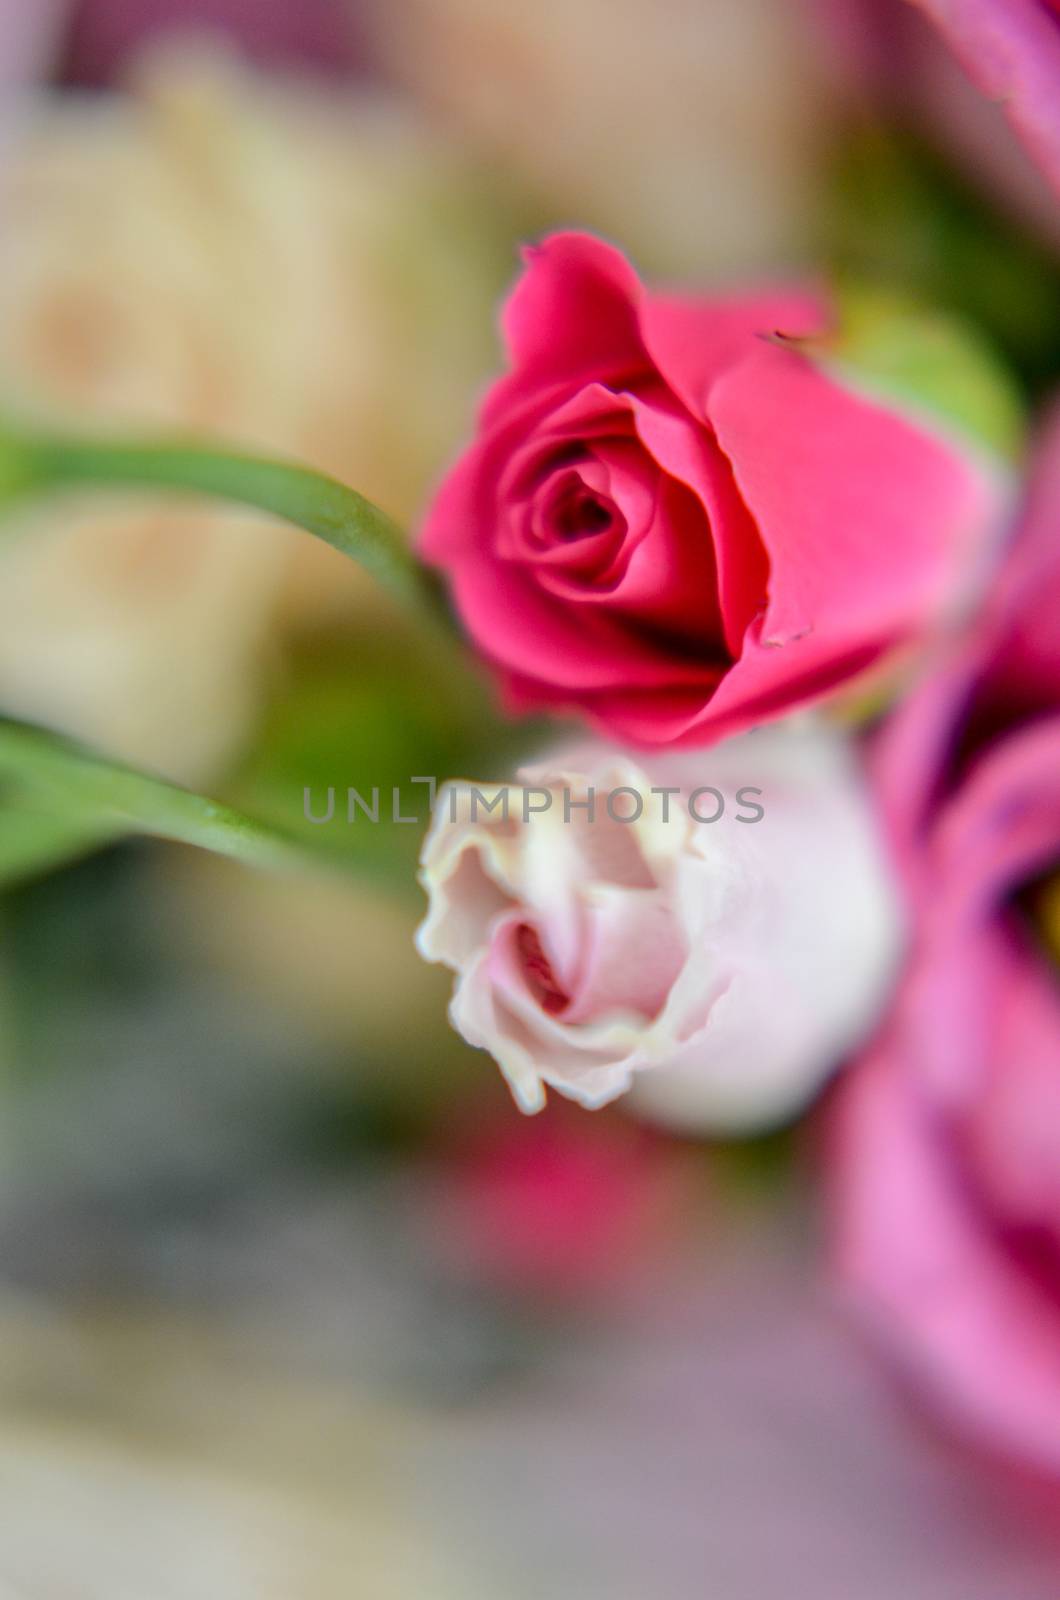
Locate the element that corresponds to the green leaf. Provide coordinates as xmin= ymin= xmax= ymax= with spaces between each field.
xmin=826 ymin=283 xmax=1026 ymax=464
xmin=0 ymin=425 xmax=495 ymax=889
xmin=0 ymin=718 xmax=310 ymax=879
xmin=229 ymin=628 xmax=558 ymax=885
xmin=772 ymin=281 xmax=1026 ymax=464
xmin=822 ymin=126 xmax=1060 ymax=399
xmin=0 ymin=423 xmax=444 ymax=616
xmin=0 ymin=801 xmax=117 ymax=889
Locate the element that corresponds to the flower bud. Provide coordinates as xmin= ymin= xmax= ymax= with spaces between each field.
xmin=416 ymin=723 xmax=902 ymax=1131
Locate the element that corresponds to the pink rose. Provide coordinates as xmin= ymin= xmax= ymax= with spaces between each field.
xmin=420 ymin=231 xmax=1003 ymax=748
xmin=416 ymin=724 xmax=901 ymax=1129
xmin=832 ymin=407 xmax=1060 ymax=1472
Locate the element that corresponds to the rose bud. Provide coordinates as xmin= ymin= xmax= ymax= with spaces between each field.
xmin=415 ymin=723 xmax=902 ymax=1131
xmin=420 ymin=231 xmax=1013 ymax=749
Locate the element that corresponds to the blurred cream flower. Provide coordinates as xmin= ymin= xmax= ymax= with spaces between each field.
xmin=0 ymin=46 xmax=508 ymax=780
xmin=417 ymin=725 xmax=902 ymax=1132
xmin=363 ymin=0 xmax=829 ymax=278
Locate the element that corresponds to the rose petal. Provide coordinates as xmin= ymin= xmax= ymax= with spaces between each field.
xmin=451 ymin=559 xmax=720 ymax=692
xmin=639 ymin=285 xmax=828 ymax=417
xmin=910 ymin=0 xmax=1060 ymax=196
xmin=711 ymin=344 xmax=1001 ymax=652
xmin=834 ymin=1038 xmax=1060 ymax=1475
xmin=499 ymin=231 xmax=647 ymax=397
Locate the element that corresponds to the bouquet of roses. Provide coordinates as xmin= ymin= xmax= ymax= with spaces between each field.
xmin=0 ymin=0 xmax=1057 ymax=1489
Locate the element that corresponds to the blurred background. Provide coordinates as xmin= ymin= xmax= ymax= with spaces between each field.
xmin=1 ymin=1 xmax=1060 ymax=1593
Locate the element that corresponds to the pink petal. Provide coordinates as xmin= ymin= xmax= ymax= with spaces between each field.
xmin=597 ymin=475 xmax=724 ymax=645
xmin=710 ymin=343 xmax=998 ymax=654
xmin=638 ymin=286 xmax=828 ymax=418
xmin=498 ymin=232 xmax=647 ymax=397
xmin=833 ymin=1040 xmax=1060 ymax=1476
xmin=931 ymin=717 xmax=1060 ymax=919
xmin=625 ymin=393 xmax=769 ymax=654
xmin=982 ymin=403 xmax=1060 ymax=712
xmin=911 ymin=0 xmax=1060 ymax=196
xmin=451 ymin=560 xmax=717 ymax=693
xmin=563 ymin=891 xmax=687 ymax=1025
xmin=965 ymin=932 xmax=1060 ymax=1242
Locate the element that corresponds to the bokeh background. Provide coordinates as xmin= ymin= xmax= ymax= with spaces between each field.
xmin=1 ymin=2 xmax=1060 ymax=1593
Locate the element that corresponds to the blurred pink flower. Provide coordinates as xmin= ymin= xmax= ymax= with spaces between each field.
xmin=418 ymin=1103 xmax=693 ymax=1302
xmin=909 ymin=0 xmax=1060 ymax=198
xmin=810 ymin=0 xmax=1060 ymax=236
xmin=832 ymin=405 xmax=1060 ymax=1473
xmin=53 ymin=0 xmax=361 ymax=84
xmin=0 ymin=0 xmax=64 ymax=86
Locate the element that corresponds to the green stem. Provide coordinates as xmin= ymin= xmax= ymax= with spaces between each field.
xmin=2 ymin=425 xmax=442 ymax=614
xmin=0 ymin=719 xmax=305 ymax=876
xmin=0 ymin=424 xmax=465 ymax=884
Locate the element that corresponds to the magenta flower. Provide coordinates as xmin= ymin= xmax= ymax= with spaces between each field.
xmin=832 ymin=405 xmax=1060 ymax=1472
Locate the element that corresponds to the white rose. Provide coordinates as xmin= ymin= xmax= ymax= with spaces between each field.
xmin=417 ymin=723 xmax=903 ymax=1131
